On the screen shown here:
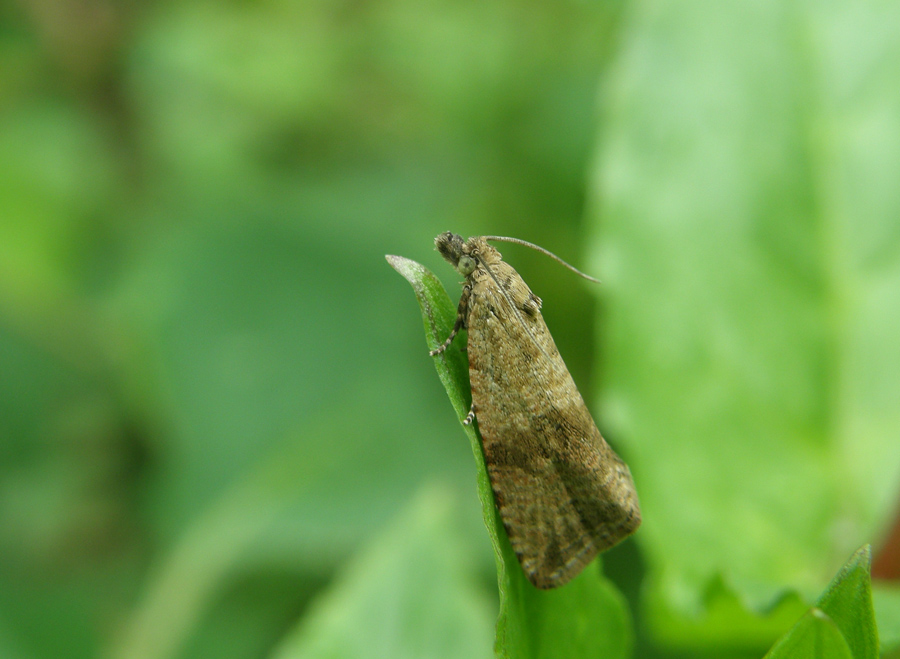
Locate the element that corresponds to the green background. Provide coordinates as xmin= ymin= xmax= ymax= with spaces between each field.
xmin=1 ymin=1 xmax=899 ymax=657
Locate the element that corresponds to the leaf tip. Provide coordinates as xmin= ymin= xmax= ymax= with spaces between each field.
xmin=385 ymin=253 xmax=430 ymax=287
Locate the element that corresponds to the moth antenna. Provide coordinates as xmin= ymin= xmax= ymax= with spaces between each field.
xmin=477 ymin=256 xmax=554 ymax=363
xmin=482 ymin=236 xmax=600 ymax=283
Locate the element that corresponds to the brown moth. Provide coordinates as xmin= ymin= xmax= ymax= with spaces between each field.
xmin=431 ymin=231 xmax=640 ymax=589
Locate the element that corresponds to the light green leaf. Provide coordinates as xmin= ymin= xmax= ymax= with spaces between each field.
xmin=590 ymin=0 xmax=900 ymax=647
xmin=873 ymin=585 xmax=900 ymax=656
xmin=269 ymin=485 xmax=494 ymax=659
xmin=814 ymin=546 xmax=878 ymax=659
xmin=388 ymin=255 xmax=633 ymax=659
xmin=765 ymin=546 xmax=877 ymax=658
xmin=764 ymin=609 xmax=853 ymax=659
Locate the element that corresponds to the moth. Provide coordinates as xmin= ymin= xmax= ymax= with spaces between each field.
xmin=431 ymin=231 xmax=640 ymax=589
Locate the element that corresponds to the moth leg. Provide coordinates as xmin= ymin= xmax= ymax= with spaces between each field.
xmin=463 ymin=402 xmax=476 ymax=426
xmin=429 ymin=285 xmax=471 ymax=356
xmin=429 ymin=321 xmax=462 ymax=357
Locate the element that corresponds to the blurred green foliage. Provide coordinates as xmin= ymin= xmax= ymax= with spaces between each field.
xmin=592 ymin=1 xmax=900 ymax=655
xmin=1 ymin=0 xmax=900 ymax=658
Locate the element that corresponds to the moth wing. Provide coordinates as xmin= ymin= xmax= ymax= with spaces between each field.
xmin=465 ymin=262 xmax=640 ymax=589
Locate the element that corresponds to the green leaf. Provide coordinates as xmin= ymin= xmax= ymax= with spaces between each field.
xmin=815 ymin=547 xmax=878 ymax=659
xmin=764 ymin=609 xmax=853 ymax=659
xmin=644 ymin=574 xmax=808 ymax=650
xmin=590 ymin=0 xmax=900 ymax=647
xmin=269 ymin=485 xmax=494 ymax=659
xmin=765 ymin=546 xmax=877 ymax=658
xmin=873 ymin=585 xmax=900 ymax=656
xmin=385 ymin=255 xmax=471 ymax=421
xmin=109 ymin=391 xmax=474 ymax=659
xmin=388 ymin=255 xmax=633 ymax=659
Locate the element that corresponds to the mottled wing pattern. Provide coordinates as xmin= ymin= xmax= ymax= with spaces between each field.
xmin=465 ymin=253 xmax=640 ymax=589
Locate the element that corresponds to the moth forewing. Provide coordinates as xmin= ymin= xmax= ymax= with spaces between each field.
xmin=432 ymin=232 xmax=640 ymax=589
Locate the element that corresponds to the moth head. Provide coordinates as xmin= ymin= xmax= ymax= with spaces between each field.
xmin=435 ymin=232 xmax=477 ymax=276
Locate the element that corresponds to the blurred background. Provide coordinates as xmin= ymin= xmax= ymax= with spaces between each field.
xmin=2 ymin=0 xmax=900 ymax=658
xmin=1 ymin=1 xmax=612 ymax=658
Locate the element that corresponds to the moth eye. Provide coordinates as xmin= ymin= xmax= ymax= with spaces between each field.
xmin=458 ymin=255 xmax=477 ymax=275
